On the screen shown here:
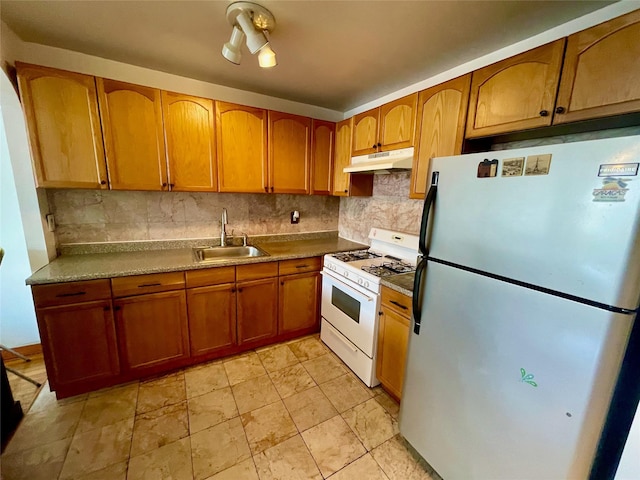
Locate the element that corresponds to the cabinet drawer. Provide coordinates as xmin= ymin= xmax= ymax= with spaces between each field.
xmin=381 ymin=286 xmax=412 ymax=318
xmin=32 ymin=279 xmax=112 ymax=308
xmin=185 ymin=267 xmax=235 ymax=288
xmin=236 ymin=262 xmax=278 ymax=282
xmin=111 ymin=272 xmax=185 ymax=298
xmin=278 ymin=257 xmax=322 ymax=276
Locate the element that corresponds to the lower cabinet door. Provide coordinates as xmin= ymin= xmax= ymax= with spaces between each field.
xmin=237 ymin=277 xmax=278 ymax=345
xmin=278 ymin=271 xmax=320 ymax=334
xmin=115 ymin=290 xmax=190 ymax=373
xmin=186 ymin=283 xmax=237 ymax=356
xmin=376 ymin=306 xmax=410 ymax=400
xmin=36 ymin=300 xmax=119 ymax=389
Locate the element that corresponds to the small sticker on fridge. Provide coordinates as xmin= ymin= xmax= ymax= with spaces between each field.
xmin=501 ymin=157 xmax=524 ymax=177
xmin=598 ymin=163 xmax=639 ymax=177
xmin=477 ymin=159 xmax=498 ymax=178
xmin=593 ymin=177 xmax=631 ymax=202
xmin=525 ymin=154 xmax=552 ymax=176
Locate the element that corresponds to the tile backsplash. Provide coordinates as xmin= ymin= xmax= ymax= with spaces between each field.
xmin=338 ymin=172 xmax=423 ymax=244
xmin=48 ymin=190 xmax=340 ymax=245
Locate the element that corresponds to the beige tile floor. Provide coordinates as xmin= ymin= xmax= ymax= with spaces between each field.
xmin=1 ymin=335 xmax=441 ymax=480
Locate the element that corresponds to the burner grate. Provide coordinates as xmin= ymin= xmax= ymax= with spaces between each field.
xmin=361 ymin=261 xmax=415 ymax=278
xmin=331 ymin=250 xmax=381 ymax=262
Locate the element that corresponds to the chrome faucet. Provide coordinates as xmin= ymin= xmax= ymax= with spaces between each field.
xmin=220 ymin=208 xmax=228 ymax=247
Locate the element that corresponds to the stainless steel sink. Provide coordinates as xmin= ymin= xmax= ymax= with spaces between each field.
xmin=193 ymin=245 xmax=269 ymax=262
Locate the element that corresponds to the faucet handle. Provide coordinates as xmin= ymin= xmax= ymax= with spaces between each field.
xmin=238 ymin=232 xmax=248 ymax=246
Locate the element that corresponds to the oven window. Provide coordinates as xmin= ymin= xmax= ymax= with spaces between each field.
xmin=331 ymin=286 xmax=360 ymax=323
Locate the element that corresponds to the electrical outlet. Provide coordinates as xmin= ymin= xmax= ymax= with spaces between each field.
xmin=46 ymin=213 xmax=56 ymax=232
xmin=290 ymin=210 xmax=300 ymax=224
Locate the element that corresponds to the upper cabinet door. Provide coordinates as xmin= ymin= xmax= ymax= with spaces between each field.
xmin=162 ymin=91 xmax=217 ymax=192
xmin=216 ymin=101 xmax=268 ymax=193
xmin=268 ymin=111 xmax=311 ymax=194
xmin=554 ymin=10 xmax=640 ymax=124
xmin=351 ymin=108 xmax=379 ymax=156
xmin=333 ymin=118 xmax=353 ymax=195
xmin=410 ymin=75 xmax=471 ymax=199
xmin=466 ymin=39 xmax=566 ymax=138
xmin=379 ymin=93 xmax=417 ymax=152
xmin=97 ymin=79 xmax=167 ymax=190
xmin=16 ymin=63 xmax=108 ymax=189
xmin=310 ymin=120 xmax=335 ymax=195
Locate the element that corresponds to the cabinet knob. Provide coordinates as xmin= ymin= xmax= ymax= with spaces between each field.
xmin=280 ymin=281 xmax=284 ymax=285
xmin=238 ymin=288 xmax=243 ymax=293
xmin=270 ymin=186 xmax=274 ymax=192
xmin=555 ymin=106 xmax=566 ymax=114
xmin=169 ymin=183 xmax=175 ymax=188
xmin=162 ymin=183 xmax=168 ymax=188
xmin=114 ymin=305 xmax=121 ymax=311
xmin=378 ymin=311 xmax=383 ymax=316
xmin=231 ymin=287 xmax=236 ymax=293
xmin=539 ymin=110 xmax=549 ymax=117
xmin=103 ymin=306 xmax=111 ymax=311
xmin=377 ymin=142 xmax=382 ymax=147
xmin=100 ymin=180 xmax=107 ymax=185
xmin=372 ymin=144 xmax=377 ymax=149
xmin=344 ymin=189 xmax=348 ymax=193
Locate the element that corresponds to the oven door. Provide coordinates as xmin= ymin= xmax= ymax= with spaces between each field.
xmin=321 ymin=269 xmax=380 ymax=357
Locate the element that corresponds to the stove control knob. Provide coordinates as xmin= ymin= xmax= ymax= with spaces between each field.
xmin=344 ymin=270 xmax=349 ymax=277
xmin=364 ymin=281 xmax=369 ymax=288
xmin=358 ymin=278 xmax=363 ymax=285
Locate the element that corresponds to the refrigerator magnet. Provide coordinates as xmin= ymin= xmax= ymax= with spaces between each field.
xmin=501 ymin=157 xmax=525 ymax=177
xmin=524 ymin=154 xmax=552 ymax=176
xmin=477 ymin=159 xmax=498 ymax=178
xmin=598 ymin=163 xmax=639 ymax=177
xmin=592 ymin=177 xmax=631 ymax=202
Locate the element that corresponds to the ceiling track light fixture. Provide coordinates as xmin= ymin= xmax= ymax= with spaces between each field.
xmin=222 ymin=1 xmax=277 ymax=68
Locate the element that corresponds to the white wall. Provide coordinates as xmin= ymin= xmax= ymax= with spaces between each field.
xmin=0 ymin=106 xmax=40 ymax=347
xmin=615 ymin=403 xmax=640 ymax=480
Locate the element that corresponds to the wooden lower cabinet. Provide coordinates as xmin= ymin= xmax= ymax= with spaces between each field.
xmin=186 ymin=283 xmax=237 ymax=357
xmin=36 ymin=300 xmax=120 ymax=391
xmin=114 ymin=290 xmax=190 ymax=374
xmin=279 ymin=271 xmax=321 ymax=334
xmin=237 ymin=277 xmax=278 ymax=345
xmin=376 ymin=287 xmax=412 ymax=401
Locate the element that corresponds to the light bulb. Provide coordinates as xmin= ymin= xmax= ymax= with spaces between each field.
xmin=258 ymin=44 xmax=277 ymax=68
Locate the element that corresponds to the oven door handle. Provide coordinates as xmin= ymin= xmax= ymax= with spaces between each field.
xmin=320 ymin=270 xmax=375 ymax=302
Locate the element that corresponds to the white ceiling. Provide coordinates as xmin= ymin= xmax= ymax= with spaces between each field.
xmin=0 ymin=1 xmax=615 ymax=112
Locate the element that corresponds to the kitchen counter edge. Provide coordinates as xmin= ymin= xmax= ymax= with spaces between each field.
xmin=26 ymin=237 xmax=368 ymax=285
xmin=380 ymin=272 xmax=414 ymax=297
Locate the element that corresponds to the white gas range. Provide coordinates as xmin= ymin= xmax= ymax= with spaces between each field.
xmin=320 ymin=228 xmax=419 ymax=387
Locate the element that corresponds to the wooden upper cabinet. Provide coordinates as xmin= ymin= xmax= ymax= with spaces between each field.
xmin=216 ymin=101 xmax=268 ymax=193
xmin=466 ymin=39 xmax=566 ymax=138
xmin=352 ymin=108 xmax=379 ymax=156
xmin=97 ymin=79 xmax=167 ymax=190
xmin=16 ymin=63 xmax=108 ymax=189
xmin=268 ymin=111 xmax=311 ymax=194
xmin=332 ymin=118 xmax=373 ymax=197
xmin=352 ymin=93 xmax=417 ymax=156
xmin=554 ymin=9 xmax=640 ymax=124
xmin=378 ymin=94 xmax=418 ymax=151
xmin=162 ymin=91 xmax=217 ymax=191
xmin=310 ymin=120 xmax=335 ymax=195
xmin=410 ymin=74 xmax=471 ymax=199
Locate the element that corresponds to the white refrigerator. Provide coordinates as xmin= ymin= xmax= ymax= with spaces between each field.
xmin=400 ymin=136 xmax=640 ymax=480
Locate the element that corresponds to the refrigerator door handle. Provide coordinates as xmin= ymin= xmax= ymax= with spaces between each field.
xmin=418 ymin=172 xmax=438 ymax=256
xmin=412 ymin=257 xmax=428 ymax=335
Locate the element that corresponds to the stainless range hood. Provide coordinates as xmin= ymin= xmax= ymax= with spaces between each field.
xmin=343 ymin=147 xmax=415 ymax=174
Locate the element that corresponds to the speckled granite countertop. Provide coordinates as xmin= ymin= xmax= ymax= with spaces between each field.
xmin=27 ymin=236 xmax=367 ymax=285
xmin=381 ymin=272 xmax=414 ymax=297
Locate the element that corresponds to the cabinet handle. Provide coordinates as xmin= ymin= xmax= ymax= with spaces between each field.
xmin=555 ymin=106 xmax=566 ymax=114
xmin=169 ymin=183 xmax=175 ymax=188
xmin=377 ymin=142 xmax=382 ymax=147
xmin=264 ymin=187 xmax=268 ymax=192
xmin=390 ymin=300 xmax=408 ymax=310
xmin=100 ymin=180 xmax=107 ymax=185
xmin=162 ymin=183 xmax=167 ymax=188
xmin=295 ymin=264 xmax=309 ymax=269
xmin=378 ymin=311 xmax=383 ymax=316
xmin=539 ymin=110 xmax=549 ymax=117
xmin=270 ymin=186 xmax=274 ymax=192
xmin=56 ymin=291 xmax=86 ymax=298
xmin=138 ymin=283 xmax=162 ymax=288
xmin=372 ymin=144 xmax=377 ymax=149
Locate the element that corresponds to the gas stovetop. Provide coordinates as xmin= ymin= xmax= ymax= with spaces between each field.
xmin=324 ymin=229 xmax=420 ymax=291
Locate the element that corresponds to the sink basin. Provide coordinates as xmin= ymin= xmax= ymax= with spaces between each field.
xmin=193 ymin=245 xmax=269 ymax=262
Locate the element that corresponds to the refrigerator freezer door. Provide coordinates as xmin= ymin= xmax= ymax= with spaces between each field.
xmin=400 ymin=262 xmax=634 ymax=480
xmin=428 ymin=136 xmax=640 ymax=310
